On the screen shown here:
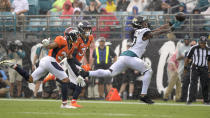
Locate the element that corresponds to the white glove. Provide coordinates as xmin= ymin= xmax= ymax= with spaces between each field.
xmin=42 ymin=38 xmax=50 ymax=47
xmin=76 ymin=75 xmax=86 ymax=87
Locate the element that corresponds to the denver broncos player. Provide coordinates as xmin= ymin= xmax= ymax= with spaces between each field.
xmin=43 ymin=21 xmax=94 ymax=108
xmin=0 ymin=28 xmax=79 ymax=109
xmin=65 ymin=21 xmax=94 ymax=108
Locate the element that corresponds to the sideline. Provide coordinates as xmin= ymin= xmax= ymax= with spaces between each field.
xmin=0 ymin=98 xmax=209 ymax=107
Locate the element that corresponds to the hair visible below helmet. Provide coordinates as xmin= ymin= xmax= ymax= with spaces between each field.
xmin=131 ymin=16 xmax=148 ymax=29
xmin=78 ymin=21 xmax=92 ymax=37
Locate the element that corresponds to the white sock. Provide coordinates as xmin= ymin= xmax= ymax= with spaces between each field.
xmin=129 ymin=93 xmax=133 ymax=97
xmin=89 ymin=69 xmax=111 ymax=77
xmin=141 ymin=69 xmax=153 ymax=95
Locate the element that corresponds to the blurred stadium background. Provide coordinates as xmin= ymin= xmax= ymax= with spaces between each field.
xmin=0 ymin=0 xmax=210 ymax=104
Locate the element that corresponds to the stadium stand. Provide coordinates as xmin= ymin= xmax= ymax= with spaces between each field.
xmin=28 ymin=0 xmax=39 ymax=15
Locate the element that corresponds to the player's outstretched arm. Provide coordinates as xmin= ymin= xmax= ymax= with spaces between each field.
xmin=151 ymin=12 xmax=186 ymax=36
xmin=41 ymin=38 xmax=59 ymax=49
xmin=151 ymin=25 xmax=172 ymax=36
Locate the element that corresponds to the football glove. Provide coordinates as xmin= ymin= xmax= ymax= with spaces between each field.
xmin=76 ymin=75 xmax=86 ymax=87
xmin=42 ymin=38 xmax=50 ymax=47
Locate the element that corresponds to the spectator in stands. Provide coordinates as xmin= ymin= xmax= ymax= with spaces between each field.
xmin=105 ymin=0 xmax=116 ymax=13
xmin=72 ymin=8 xmax=83 ymax=24
xmin=118 ymin=42 xmax=139 ymax=99
xmin=7 ymin=40 xmax=25 ymax=97
xmin=196 ymin=0 xmax=209 ymax=12
xmin=127 ymin=0 xmax=147 ymax=13
xmin=116 ymin=0 xmax=130 ymax=11
xmin=50 ymin=0 xmax=66 ymax=13
xmin=92 ymin=8 xmax=118 ymax=38
xmin=11 ymin=0 xmax=29 ymax=15
xmin=72 ymin=0 xmax=86 ymax=11
xmin=60 ymin=0 xmax=74 ymax=19
xmin=0 ymin=72 xmax=10 ymax=97
xmin=11 ymin=0 xmax=29 ymax=30
xmin=92 ymin=37 xmax=117 ymax=99
xmin=147 ymin=0 xmax=162 ymax=11
xmin=178 ymin=2 xmax=188 ymax=14
xmin=125 ymin=6 xmax=139 ymax=39
xmin=32 ymin=43 xmax=48 ymax=98
xmin=85 ymin=0 xmax=101 ymax=15
xmin=0 ymin=0 xmax=11 ymax=12
xmin=161 ymin=0 xmax=180 ymax=14
xmin=192 ymin=8 xmax=206 ymax=39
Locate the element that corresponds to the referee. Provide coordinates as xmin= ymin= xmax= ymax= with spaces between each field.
xmin=184 ymin=36 xmax=210 ymax=104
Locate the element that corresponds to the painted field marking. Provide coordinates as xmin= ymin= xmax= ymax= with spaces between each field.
xmin=0 ymin=98 xmax=209 ymax=107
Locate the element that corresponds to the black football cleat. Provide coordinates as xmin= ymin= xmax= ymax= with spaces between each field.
xmin=140 ymin=95 xmax=154 ymax=104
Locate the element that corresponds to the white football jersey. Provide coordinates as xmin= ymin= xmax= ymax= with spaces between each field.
xmin=128 ymin=28 xmax=151 ymax=58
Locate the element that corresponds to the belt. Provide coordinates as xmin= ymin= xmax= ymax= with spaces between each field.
xmin=192 ymin=64 xmax=207 ymax=68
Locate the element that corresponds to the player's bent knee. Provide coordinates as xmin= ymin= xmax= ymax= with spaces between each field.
xmin=144 ymin=69 xmax=153 ymax=75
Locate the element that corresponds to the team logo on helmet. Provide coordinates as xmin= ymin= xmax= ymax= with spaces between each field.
xmin=78 ymin=21 xmax=92 ymax=37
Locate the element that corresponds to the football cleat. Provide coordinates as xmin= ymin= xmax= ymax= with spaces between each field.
xmin=71 ymin=101 xmax=83 ymax=108
xmin=0 ymin=59 xmax=16 ymax=68
xmin=139 ymin=95 xmax=154 ymax=104
xmin=60 ymin=104 xmax=77 ymax=109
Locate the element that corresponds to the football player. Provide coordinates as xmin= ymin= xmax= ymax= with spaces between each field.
xmin=77 ymin=14 xmax=186 ymax=104
xmin=0 ymin=28 xmax=79 ymax=109
xmin=43 ymin=21 xmax=94 ymax=108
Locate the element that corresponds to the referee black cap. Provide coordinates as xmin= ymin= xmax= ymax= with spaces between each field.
xmin=199 ymin=36 xmax=207 ymax=42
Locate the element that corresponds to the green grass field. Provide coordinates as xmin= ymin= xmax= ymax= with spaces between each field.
xmin=1 ymin=99 xmax=210 ymax=118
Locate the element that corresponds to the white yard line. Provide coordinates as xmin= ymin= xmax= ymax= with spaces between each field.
xmin=12 ymin=112 xmax=135 ymax=117
xmin=0 ymin=98 xmax=209 ymax=107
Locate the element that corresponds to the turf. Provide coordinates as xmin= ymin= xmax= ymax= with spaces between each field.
xmin=0 ymin=99 xmax=210 ymax=118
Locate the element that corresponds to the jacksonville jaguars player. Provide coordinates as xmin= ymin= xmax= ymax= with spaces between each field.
xmin=77 ymin=16 xmax=180 ymax=104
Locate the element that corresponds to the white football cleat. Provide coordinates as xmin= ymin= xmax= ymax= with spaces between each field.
xmin=60 ymin=104 xmax=77 ymax=109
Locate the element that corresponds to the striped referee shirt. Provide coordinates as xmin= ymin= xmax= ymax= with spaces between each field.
xmin=187 ymin=44 xmax=210 ymax=67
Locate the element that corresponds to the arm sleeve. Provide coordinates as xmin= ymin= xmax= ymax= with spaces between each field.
xmin=208 ymin=48 xmax=210 ymax=61
xmin=187 ymin=46 xmax=195 ymax=59
xmin=36 ymin=47 xmax=41 ymax=56
xmin=109 ymin=48 xmax=116 ymax=57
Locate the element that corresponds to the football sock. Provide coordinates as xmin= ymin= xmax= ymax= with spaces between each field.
xmin=141 ymin=69 xmax=153 ymax=94
xmin=71 ymin=99 xmax=76 ymax=104
xmin=73 ymin=86 xmax=82 ymax=99
xmin=15 ymin=65 xmax=30 ymax=81
xmin=61 ymin=82 xmax=69 ymax=101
